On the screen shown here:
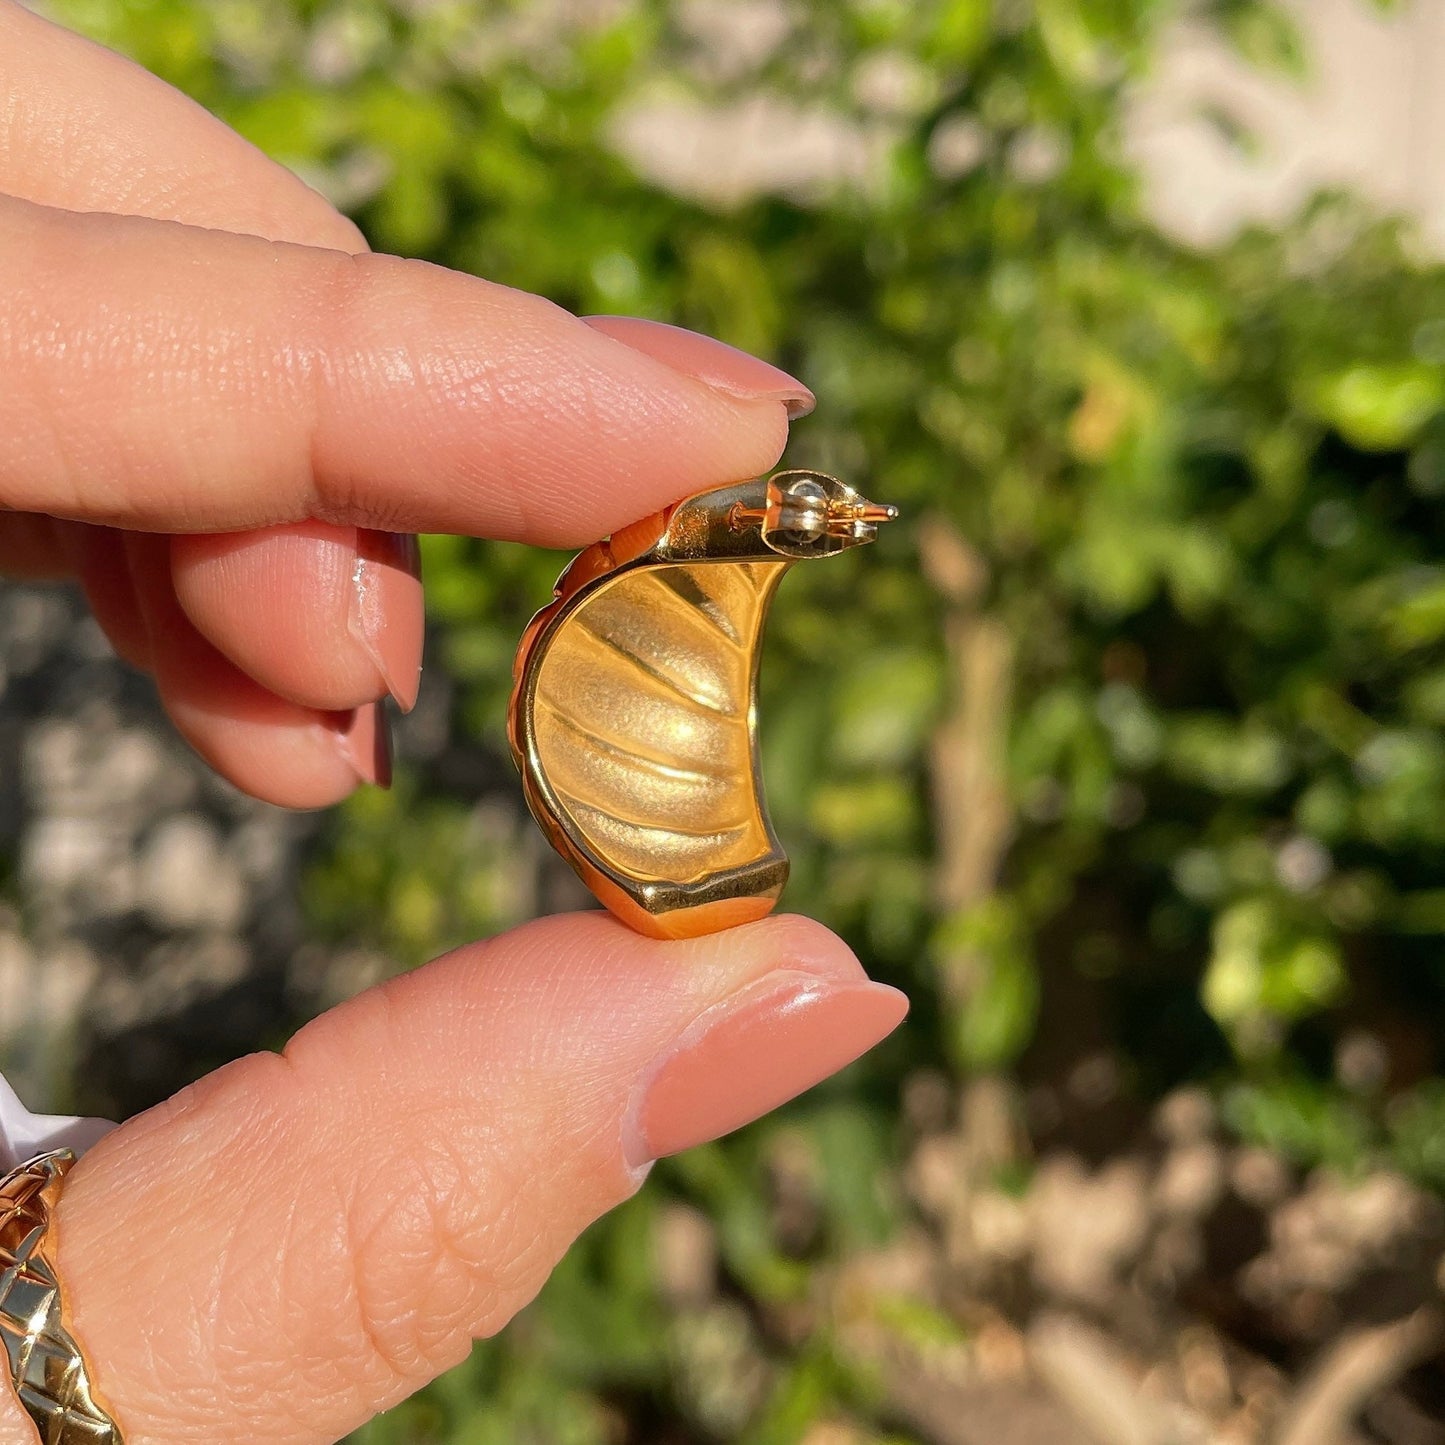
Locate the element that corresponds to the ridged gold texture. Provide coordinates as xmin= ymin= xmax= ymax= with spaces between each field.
xmin=510 ymin=470 xmax=896 ymax=939
xmin=0 ymin=1152 xmax=125 ymax=1445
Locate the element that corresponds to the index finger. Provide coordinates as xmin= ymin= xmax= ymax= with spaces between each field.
xmin=0 ymin=195 xmax=809 ymax=544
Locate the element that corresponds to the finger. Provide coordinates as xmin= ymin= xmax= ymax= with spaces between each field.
xmin=0 ymin=4 xmax=415 ymax=721
xmin=0 ymin=196 xmax=798 ymax=544
xmin=61 ymin=523 xmax=153 ymax=668
xmin=0 ymin=2 xmax=398 ymax=720
xmin=0 ymin=0 xmax=364 ymax=250
xmin=42 ymin=914 xmax=906 ymax=1445
xmin=0 ymin=511 xmax=69 ymax=578
xmin=583 ymin=315 xmax=816 ymax=419
xmin=171 ymin=524 xmax=424 ymax=712
xmin=123 ymin=534 xmax=391 ymax=805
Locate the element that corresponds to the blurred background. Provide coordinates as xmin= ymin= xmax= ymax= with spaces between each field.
xmin=4 ymin=0 xmax=1445 ymax=1440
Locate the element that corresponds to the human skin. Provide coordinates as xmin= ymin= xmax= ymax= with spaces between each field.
xmin=0 ymin=6 xmax=908 ymax=1441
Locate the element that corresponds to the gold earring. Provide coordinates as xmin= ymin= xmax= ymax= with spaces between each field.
xmin=509 ymin=470 xmax=896 ymax=939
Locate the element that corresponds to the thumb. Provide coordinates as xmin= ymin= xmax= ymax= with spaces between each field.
xmin=22 ymin=914 xmax=905 ymax=1445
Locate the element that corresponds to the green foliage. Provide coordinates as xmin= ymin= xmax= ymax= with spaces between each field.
xmin=1202 ymin=897 xmax=1345 ymax=1056
xmin=51 ymin=0 xmax=1445 ymax=1436
xmin=304 ymin=776 xmax=538 ymax=965
xmin=934 ymin=898 xmax=1040 ymax=1072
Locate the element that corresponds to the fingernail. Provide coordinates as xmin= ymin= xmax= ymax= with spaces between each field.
xmin=348 ymin=530 xmax=424 ymax=712
xmin=583 ymin=315 xmax=816 ymax=419
xmin=624 ymin=972 xmax=907 ymax=1167
xmin=333 ymin=701 xmax=392 ymax=788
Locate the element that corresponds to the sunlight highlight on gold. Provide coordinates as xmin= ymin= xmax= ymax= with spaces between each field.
xmin=510 ymin=471 xmax=897 ymax=939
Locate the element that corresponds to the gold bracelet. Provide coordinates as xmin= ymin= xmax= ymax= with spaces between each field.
xmin=0 ymin=1151 xmax=125 ymax=1445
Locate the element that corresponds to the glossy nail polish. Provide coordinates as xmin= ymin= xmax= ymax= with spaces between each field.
xmin=624 ymin=971 xmax=907 ymax=1167
xmin=333 ymin=702 xmax=392 ymax=789
xmin=582 ymin=316 xmax=815 ymax=419
xmin=348 ymin=530 xmax=424 ymax=712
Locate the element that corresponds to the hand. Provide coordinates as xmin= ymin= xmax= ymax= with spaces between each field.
xmin=0 ymin=7 xmax=907 ymax=1443
xmin=0 ymin=0 xmax=813 ymax=809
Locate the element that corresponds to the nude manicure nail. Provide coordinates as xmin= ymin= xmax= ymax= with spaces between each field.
xmin=348 ymin=530 xmax=424 ymax=712
xmin=624 ymin=971 xmax=908 ymax=1167
xmin=582 ymin=315 xmax=816 ymax=419
xmin=333 ymin=701 xmax=392 ymax=789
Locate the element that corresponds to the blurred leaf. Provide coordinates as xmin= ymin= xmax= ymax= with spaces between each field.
xmin=1383 ymin=572 xmax=1445 ymax=650
xmin=809 ymin=776 xmax=920 ymax=846
xmin=1203 ymin=898 xmax=1346 ymax=1054
xmin=1224 ymin=1075 xmax=1375 ymax=1173
xmin=1225 ymin=1 xmax=1308 ymax=77
xmin=934 ymin=899 xmax=1040 ymax=1071
xmin=1387 ymin=1082 xmax=1445 ymax=1189
xmin=1305 ymin=363 xmax=1444 ymax=450
xmin=831 ymin=649 xmax=943 ymax=768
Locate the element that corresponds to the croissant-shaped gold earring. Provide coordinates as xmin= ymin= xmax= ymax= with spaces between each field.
xmin=509 ymin=470 xmax=897 ymax=939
